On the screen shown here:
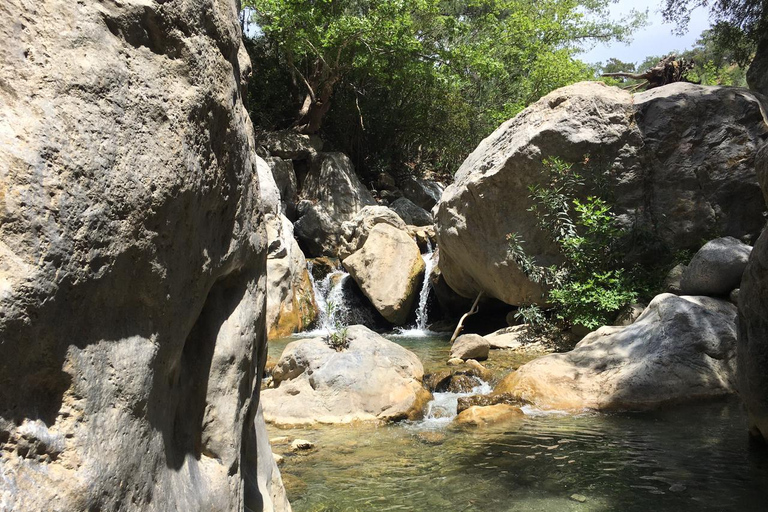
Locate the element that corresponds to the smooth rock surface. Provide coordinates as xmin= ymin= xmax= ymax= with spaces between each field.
xmin=400 ymin=176 xmax=444 ymax=211
xmin=342 ymin=223 xmax=425 ymax=325
xmin=454 ymin=404 xmax=524 ymax=427
xmin=681 ymin=237 xmax=753 ymax=296
xmin=261 ymin=326 xmax=431 ymax=425
xmin=435 ymin=82 xmax=768 ymax=305
xmin=664 ymin=263 xmax=687 ymax=294
xmin=496 ymin=294 xmax=738 ymax=411
xmin=390 ymin=197 xmax=433 ymax=226
xmin=484 ymin=326 xmax=528 ymax=349
xmin=0 ymin=1 xmax=287 ymax=510
xmin=450 ymin=334 xmax=490 ymax=361
xmin=338 ymin=205 xmax=408 ymax=259
xmin=738 ymin=142 xmax=768 ymax=442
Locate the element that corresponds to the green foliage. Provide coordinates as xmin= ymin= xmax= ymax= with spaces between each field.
xmin=243 ymin=0 xmax=644 ymax=177
xmin=507 ymin=157 xmax=639 ymax=331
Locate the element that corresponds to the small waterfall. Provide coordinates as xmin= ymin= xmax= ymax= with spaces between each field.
xmin=395 ymin=242 xmax=436 ymax=337
xmin=306 ymin=267 xmax=349 ymax=335
xmin=409 ymin=377 xmax=493 ymax=430
xmin=415 ymin=243 xmax=435 ymax=331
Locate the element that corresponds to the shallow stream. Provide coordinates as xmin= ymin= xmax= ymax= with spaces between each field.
xmin=266 ymin=334 xmax=768 ymax=512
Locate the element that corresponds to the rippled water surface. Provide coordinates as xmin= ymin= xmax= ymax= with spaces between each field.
xmin=266 ymin=335 xmax=768 ymax=512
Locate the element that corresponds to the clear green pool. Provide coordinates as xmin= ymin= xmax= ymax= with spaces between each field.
xmin=266 ymin=334 xmax=768 ymax=512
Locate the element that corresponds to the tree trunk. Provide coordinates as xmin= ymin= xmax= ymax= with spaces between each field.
xmin=294 ymin=84 xmax=334 ymax=135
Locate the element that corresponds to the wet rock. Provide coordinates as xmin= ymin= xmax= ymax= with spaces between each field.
xmin=416 ymin=431 xmax=447 ymax=445
xmin=680 ymin=237 xmax=752 ymax=296
xmin=290 ymin=439 xmax=316 ymax=451
xmin=497 ymin=294 xmax=738 ymax=411
xmin=308 ymin=256 xmax=341 ymax=281
xmin=435 ymin=82 xmax=768 ymax=305
xmin=343 ymin=223 xmax=425 ymax=325
xmin=447 ymin=358 xmax=465 ymax=366
xmin=570 ymin=494 xmax=588 ymax=503
xmin=262 ymin=326 xmax=431 ymax=425
xmin=457 ymin=393 xmax=522 ymax=413
xmin=391 ymin=197 xmax=433 ymax=226
xmin=453 ymin=404 xmax=524 ymax=427
xmin=450 ymin=334 xmax=490 ymax=361
xmin=273 ymin=453 xmax=285 ymax=465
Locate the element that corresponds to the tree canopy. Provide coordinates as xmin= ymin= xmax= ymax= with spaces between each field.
xmin=243 ymin=0 xmax=644 ymax=177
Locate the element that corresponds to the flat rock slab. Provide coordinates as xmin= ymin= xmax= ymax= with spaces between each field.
xmin=496 ymin=294 xmax=738 ymax=411
xmin=262 ymin=325 xmax=431 ymax=425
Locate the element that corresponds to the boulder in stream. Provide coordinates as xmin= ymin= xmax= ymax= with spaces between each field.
xmin=496 ymin=294 xmax=738 ymax=411
xmin=261 ymin=326 xmax=432 ymax=425
xmin=342 ymin=223 xmax=425 ymax=325
xmin=450 ymin=334 xmax=490 ymax=361
xmin=453 ymin=404 xmax=524 ymax=428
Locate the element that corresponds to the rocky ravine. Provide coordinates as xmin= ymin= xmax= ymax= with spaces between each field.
xmin=0 ymin=1 xmax=287 ymax=511
xmin=435 ymin=81 xmax=768 ymax=305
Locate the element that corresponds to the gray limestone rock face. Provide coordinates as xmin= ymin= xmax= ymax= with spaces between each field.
xmin=400 ymin=176 xmax=444 ymax=211
xmin=342 ymin=223 xmax=425 ymax=325
xmin=261 ymin=326 xmax=431 ymax=425
xmin=738 ymin=142 xmax=768 ymax=442
xmin=390 ymin=197 xmax=433 ymax=226
xmin=435 ymin=81 xmax=768 ymax=305
xmin=747 ymin=38 xmax=768 ymax=98
xmin=257 ymin=129 xmax=323 ymax=160
xmin=266 ymin=156 xmax=299 ymax=220
xmin=337 ymin=205 xmax=409 ymax=260
xmin=294 ymin=152 xmax=376 ymax=257
xmin=0 ymin=1 xmax=287 ymax=511
xmin=680 ymin=237 xmax=753 ymax=296
xmin=497 ymin=294 xmax=738 ymax=411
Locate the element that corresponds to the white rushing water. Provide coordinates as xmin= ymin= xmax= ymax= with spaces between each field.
xmin=395 ymin=243 xmax=437 ymax=337
xmin=410 ymin=377 xmax=493 ymax=431
xmin=305 ymin=266 xmax=349 ymax=336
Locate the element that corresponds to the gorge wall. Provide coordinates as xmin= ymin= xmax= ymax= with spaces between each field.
xmin=0 ymin=0 xmax=284 ymax=510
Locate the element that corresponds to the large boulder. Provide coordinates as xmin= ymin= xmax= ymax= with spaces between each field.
xmin=342 ymin=223 xmax=425 ymax=325
xmin=435 ymin=82 xmax=768 ymax=305
xmin=453 ymin=404 xmax=524 ymax=428
xmin=390 ymin=197 xmax=433 ymax=226
xmin=680 ymin=236 xmax=752 ymax=296
xmin=738 ymin=142 xmax=768 ymax=441
xmin=338 ymin=205 xmax=408 ymax=259
xmin=261 ymin=326 xmax=431 ymax=425
xmin=257 ymin=129 xmax=323 ymax=160
xmin=294 ymin=152 xmax=376 ymax=256
xmin=400 ymin=176 xmax=444 ymax=211
xmin=496 ymin=294 xmax=738 ymax=411
xmin=0 ymin=1 xmax=286 ymax=510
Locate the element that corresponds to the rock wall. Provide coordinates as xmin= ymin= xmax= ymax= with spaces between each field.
xmin=738 ymin=142 xmax=768 ymax=442
xmin=435 ymin=82 xmax=768 ymax=305
xmin=0 ymin=1 xmax=287 ymax=510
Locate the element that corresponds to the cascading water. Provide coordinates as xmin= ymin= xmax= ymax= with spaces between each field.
xmin=395 ymin=242 xmax=436 ymax=337
xmin=306 ymin=267 xmax=349 ymax=335
xmin=410 ymin=377 xmax=493 ymax=430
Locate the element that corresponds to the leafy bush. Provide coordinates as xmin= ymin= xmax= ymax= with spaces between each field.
xmin=508 ymin=157 xmax=638 ymax=331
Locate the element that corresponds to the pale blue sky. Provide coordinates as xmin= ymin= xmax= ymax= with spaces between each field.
xmin=580 ymin=0 xmax=712 ymax=66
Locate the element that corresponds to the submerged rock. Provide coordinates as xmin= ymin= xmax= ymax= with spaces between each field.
xmin=496 ymin=294 xmax=738 ymax=411
xmin=262 ymin=326 xmax=431 ymax=425
xmin=343 ymin=223 xmax=425 ymax=325
xmin=435 ymin=81 xmax=767 ymax=305
xmin=680 ymin=236 xmax=752 ymax=296
xmin=0 ymin=1 xmax=284 ymax=509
